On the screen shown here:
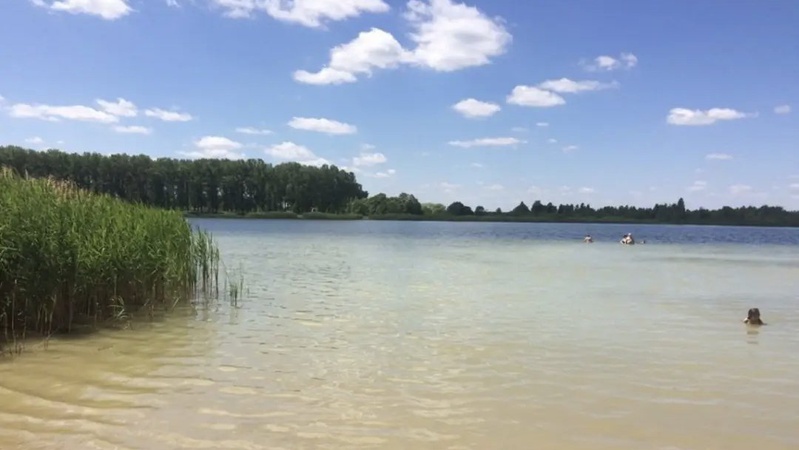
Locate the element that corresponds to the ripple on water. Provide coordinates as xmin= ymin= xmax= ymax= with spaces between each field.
xmin=2 ymin=225 xmax=799 ymax=450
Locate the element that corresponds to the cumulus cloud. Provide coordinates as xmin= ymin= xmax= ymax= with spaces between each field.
xmin=452 ymin=98 xmax=501 ymax=118
xmin=235 ymin=126 xmax=272 ymax=135
xmin=448 ymin=137 xmax=525 ymax=148
xmin=293 ymin=0 xmax=511 ymax=84
xmin=582 ymin=52 xmax=638 ymax=72
xmin=180 ymin=136 xmax=245 ymax=159
xmin=506 ymin=77 xmax=617 ymax=108
xmin=366 ymin=168 xmax=396 ymax=178
xmin=144 ymin=108 xmax=193 ymax=122
xmin=6 ymin=97 xmax=195 ymax=125
xmin=9 ymin=102 xmax=119 ymax=123
xmin=506 ymin=86 xmax=565 ymax=108
xmin=32 ymin=0 xmax=133 ymax=20
xmin=537 ymin=78 xmax=618 ymax=94
xmin=210 ymin=0 xmax=389 ymax=26
xmin=353 ymin=151 xmax=387 ymax=167
xmin=25 ymin=136 xmax=44 ymax=145
xmin=113 ymin=125 xmax=152 ymax=134
xmin=547 ymin=138 xmax=557 ymax=144
xmin=536 ymin=122 xmax=549 ymax=127
xmin=705 ymin=153 xmax=733 ymax=160
xmin=96 ymin=98 xmax=137 ymax=117
xmin=265 ymin=141 xmax=331 ymax=166
xmin=287 ymin=117 xmax=357 ymax=135
xmin=774 ymin=104 xmax=791 ymax=115
xmin=667 ymin=107 xmax=752 ymax=126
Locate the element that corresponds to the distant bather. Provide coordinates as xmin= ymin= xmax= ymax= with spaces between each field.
xmin=743 ymin=308 xmax=766 ymax=326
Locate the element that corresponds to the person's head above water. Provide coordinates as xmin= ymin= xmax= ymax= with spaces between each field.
xmin=744 ymin=308 xmax=765 ymax=325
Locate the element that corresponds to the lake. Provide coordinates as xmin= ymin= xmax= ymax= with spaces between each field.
xmin=2 ymin=219 xmax=798 ymax=450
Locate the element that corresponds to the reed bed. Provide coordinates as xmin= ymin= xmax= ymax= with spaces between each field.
xmin=0 ymin=168 xmax=221 ymax=352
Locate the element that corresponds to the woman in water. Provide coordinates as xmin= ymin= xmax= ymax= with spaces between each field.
xmin=743 ymin=308 xmax=766 ymax=326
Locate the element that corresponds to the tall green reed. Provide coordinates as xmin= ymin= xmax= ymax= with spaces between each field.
xmin=0 ymin=167 xmax=222 ymax=353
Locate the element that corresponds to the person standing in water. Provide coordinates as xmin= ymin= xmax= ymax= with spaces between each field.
xmin=743 ymin=308 xmax=766 ymax=326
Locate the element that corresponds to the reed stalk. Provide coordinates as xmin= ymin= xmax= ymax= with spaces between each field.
xmin=0 ymin=167 xmax=221 ymax=352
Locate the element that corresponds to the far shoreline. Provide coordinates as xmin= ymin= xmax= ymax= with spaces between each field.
xmin=183 ymin=211 xmax=799 ymax=229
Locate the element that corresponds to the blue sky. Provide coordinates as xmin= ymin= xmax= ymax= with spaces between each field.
xmin=1 ymin=0 xmax=798 ymax=211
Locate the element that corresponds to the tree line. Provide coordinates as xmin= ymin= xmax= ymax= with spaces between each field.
xmin=0 ymin=146 xmax=368 ymax=214
xmin=439 ymin=199 xmax=799 ymax=227
xmin=2 ymin=145 xmax=798 ymax=227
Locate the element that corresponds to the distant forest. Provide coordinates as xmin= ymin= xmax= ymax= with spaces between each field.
xmin=2 ymin=146 xmax=798 ymax=227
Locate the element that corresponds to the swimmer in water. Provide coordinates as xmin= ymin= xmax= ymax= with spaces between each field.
xmin=584 ymin=234 xmax=593 ymax=243
xmin=743 ymin=308 xmax=766 ymax=326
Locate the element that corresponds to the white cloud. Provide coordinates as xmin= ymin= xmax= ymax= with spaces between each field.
xmin=705 ymin=153 xmax=732 ymax=160
xmin=537 ymin=78 xmax=617 ymax=94
xmin=179 ymin=136 xmax=244 ymax=159
xmin=368 ymin=168 xmax=396 ymax=178
xmin=562 ymin=145 xmax=578 ymax=153
xmin=293 ymin=28 xmax=409 ymax=85
xmin=789 ymin=183 xmax=799 ymax=190
xmin=774 ymin=104 xmax=791 ymax=115
xmin=180 ymin=136 xmax=245 ymax=159
xmin=729 ymin=184 xmax=752 ymax=195
xmin=34 ymin=0 xmax=133 ymax=20
xmin=536 ymin=122 xmax=549 ymax=127
xmin=547 ymin=138 xmax=557 ymax=144
xmin=667 ymin=107 xmax=751 ymax=126
xmin=96 ymin=98 xmax=137 ymax=117
xmin=265 ymin=141 xmax=331 ymax=166
xmin=211 ymin=0 xmax=390 ymax=27
xmin=452 ymin=98 xmax=500 ymax=118
xmin=293 ymin=0 xmax=511 ymax=84
xmin=470 ymin=162 xmax=484 ymax=168
xmin=688 ymin=180 xmax=707 ymax=192
xmin=353 ymin=152 xmax=387 ymax=167
xmin=448 ymin=137 xmax=525 ymax=148
xmin=582 ymin=52 xmax=638 ymax=72
xmin=9 ymin=102 xmax=119 ymax=123
xmin=506 ymin=86 xmax=565 ymax=108
xmin=288 ymin=116 xmax=357 ymax=134
xmin=403 ymin=0 xmax=511 ymax=72
xmin=144 ymin=108 xmax=193 ymax=122
xmin=578 ymin=187 xmax=595 ymax=194
xmin=235 ymin=126 xmax=272 ymax=135
xmin=113 ymin=125 xmax=152 ymax=134
xmin=486 ymin=183 xmax=504 ymax=191
xmin=25 ymin=136 xmax=44 ymax=144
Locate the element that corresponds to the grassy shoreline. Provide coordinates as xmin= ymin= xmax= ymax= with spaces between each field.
xmin=1 ymin=169 xmax=224 ymax=355
xmin=183 ymin=211 xmax=799 ymax=228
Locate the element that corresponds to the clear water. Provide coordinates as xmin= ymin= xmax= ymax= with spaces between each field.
xmin=1 ymin=219 xmax=798 ymax=450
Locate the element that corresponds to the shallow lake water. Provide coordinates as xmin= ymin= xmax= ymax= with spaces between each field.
xmin=2 ymin=220 xmax=799 ymax=450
